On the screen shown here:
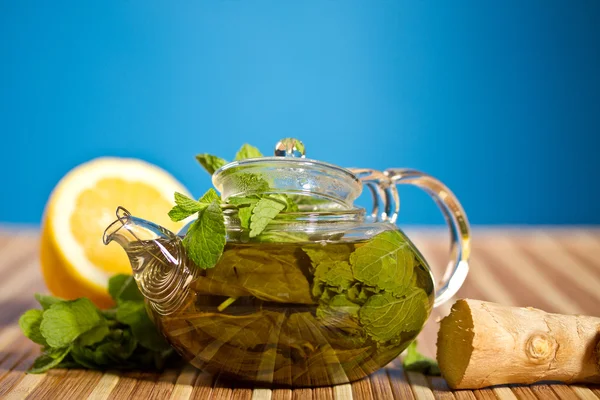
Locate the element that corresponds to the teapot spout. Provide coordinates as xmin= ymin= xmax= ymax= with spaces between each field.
xmin=103 ymin=207 xmax=195 ymax=315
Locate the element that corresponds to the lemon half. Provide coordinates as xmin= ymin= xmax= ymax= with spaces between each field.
xmin=41 ymin=157 xmax=191 ymax=308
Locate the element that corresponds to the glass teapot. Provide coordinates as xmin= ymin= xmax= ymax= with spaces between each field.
xmin=103 ymin=138 xmax=470 ymax=387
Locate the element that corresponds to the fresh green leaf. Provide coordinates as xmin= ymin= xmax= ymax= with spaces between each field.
xmin=168 ymin=206 xmax=195 ymax=222
xmin=175 ymin=192 xmax=204 ymax=212
xmin=196 ymin=154 xmax=228 ymax=175
xmin=70 ymin=346 xmax=103 ymax=369
xmin=403 ymin=340 xmax=440 ymax=375
xmin=183 ymin=201 xmax=226 ymax=269
xmin=283 ymin=196 xmax=299 ymax=212
xmin=116 ymin=301 xmax=171 ymax=352
xmin=21 ymin=274 xmax=176 ymax=374
xmin=249 ymin=196 xmax=286 ymax=237
xmin=55 ymin=358 xmax=80 ymax=369
xmin=168 ymin=189 xmax=221 ymax=222
xmin=359 ymin=288 xmax=429 ymax=343
xmin=228 ymin=196 xmax=260 ymax=229
xmin=77 ymin=322 xmax=110 ymax=347
xmin=287 ymin=195 xmax=336 ymax=211
xmin=168 ymin=193 xmax=202 ymax=222
xmin=35 ymin=293 xmax=63 ymax=310
xmin=19 ymin=309 xmax=47 ymax=346
xmin=227 ymin=195 xmax=260 ymax=207
xmin=238 ymin=205 xmax=254 ymax=229
xmin=108 ymin=274 xmax=144 ymax=303
xmin=229 ymin=193 xmax=300 ymax=236
xmin=100 ymin=308 xmax=117 ymax=320
xmin=97 ymin=329 xmax=138 ymax=362
xmin=71 ymin=329 xmax=139 ymax=369
xmin=234 ymin=144 xmax=263 ymax=160
xmin=199 ymin=188 xmax=220 ymax=204
xmin=350 ymin=230 xmax=416 ymax=296
xmin=28 ymin=346 xmax=71 ymax=374
xmin=267 ymin=193 xmax=298 ymax=212
xmin=230 ymin=173 xmax=270 ymax=193
xmin=40 ymin=298 xmax=104 ymax=348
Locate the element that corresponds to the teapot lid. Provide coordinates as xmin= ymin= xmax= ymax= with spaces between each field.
xmin=212 ymin=138 xmax=362 ymax=209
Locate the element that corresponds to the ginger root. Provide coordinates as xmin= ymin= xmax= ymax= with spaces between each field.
xmin=436 ymin=299 xmax=600 ymax=389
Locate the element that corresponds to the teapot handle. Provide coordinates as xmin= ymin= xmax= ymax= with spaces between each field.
xmin=384 ymin=169 xmax=471 ymax=308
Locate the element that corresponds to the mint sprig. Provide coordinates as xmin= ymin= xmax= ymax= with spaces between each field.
xmin=168 ymin=189 xmax=220 ymax=222
xmin=195 ymin=154 xmax=228 ymax=175
xmin=249 ymin=196 xmax=287 ymax=238
xmin=183 ymin=200 xmax=226 ymax=269
xmin=19 ymin=274 xmax=174 ymax=374
xmin=168 ymin=144 xmax=300 ymax=270
xmin=234 ymin=144 xmax=263 ymax=160
xmin=195 ymin=143 xmax=262 ymax=176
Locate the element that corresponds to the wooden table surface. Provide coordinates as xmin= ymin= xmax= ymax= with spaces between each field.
xmin=1 ymin=228 xmax=600 ymax=400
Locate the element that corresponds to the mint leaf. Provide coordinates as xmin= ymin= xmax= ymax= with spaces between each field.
xmin=304 ymin=245 xmax=354 ymax=265
xmin=316 ymin=294 xmax=360 ymax=321
xmin=22 ymin=274 xmax=175 ymax=374
xmin=77 ymin=322 xmax=110 ymax=347
xmin=116 ymin=301 xmax=171 ymax=352
xmin=71 ymin=331 xmax=140 ymax=369
xmin=313 ymin=261 xmax=354 ymax=293
xmin=249 ymin=196 xmax=286 ymax=237
xmin=19 ymin=309 xmax=47 ymax=346
xmin=168 ymin=194 xmax=201 ymax=222
xmin=283 ymin=195 xmax=299 ymax=212
xmin=196 ymin=154 xmax=228 ymax=175
xmin=35 ymin=293 xmax=63 ymax=310
xmin=201 ymin=246 xmax=313 ymax=304
xmin=199 ymin=188 xmax=220 ymax=204
xmin=268 ymin=193 xmax=298 ymax=212
xmin=315 ymin=295 xmax=365 ymax=344
xmin=228 ymin=196 xmax=260 ymax=229
xmin=251 ymin=230 xmax=309 ymax=243
xmin=229 ymin=194 xmax=300 ymax=237
xmin=168 ymin=189 xmax=221 ymax=222
xmin=350 ymin=230 xmax=416 ymax=296
xmin=227 ymin=195 xmax=260 ymax=207
xmin=95 ymin=329 xmax=138 ymax=363
xmin=108 ymin=274 xmax=144 ymax=303
xmin=40 ymin=298 xmax=103 ymax=348
xmin=347 ymin=284 xmax=371 ymax=305
xmin=403 ymin=340 xmax=440 ymax=375
xmin=358 ymin=288 xmax=429 ymax=343
xmin=168 ymin=207 xmax=195 ymax=222
xmin=183 ymin=200 xmax=226 ymax=269
xmin=235 ymin=144 xmax=263 ymax=160
xmin=287 ymin=194 xmax=332 ymax=211
xmin=187 ymin=311 xmax=276 ymax=350
xmin=174 ymin=192 xmax=204 ymax=213
xmin=230 ymin=173 xmax=270 ymax=193
xmin=238 ymin=206 xmax=254 ymax=229
xmin=28 ymin=346 xmax=71 ymax=374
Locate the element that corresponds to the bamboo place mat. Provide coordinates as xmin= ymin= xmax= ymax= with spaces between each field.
xmin=1 ymin=228 xmax=600 ymax=400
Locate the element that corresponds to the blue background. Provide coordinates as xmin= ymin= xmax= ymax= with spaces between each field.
xmin=1 ymin=1 xmax=599 ymax=226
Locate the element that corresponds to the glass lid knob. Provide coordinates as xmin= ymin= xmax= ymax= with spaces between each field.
xmin=274 ymin=138 xmax=306 ymax=158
